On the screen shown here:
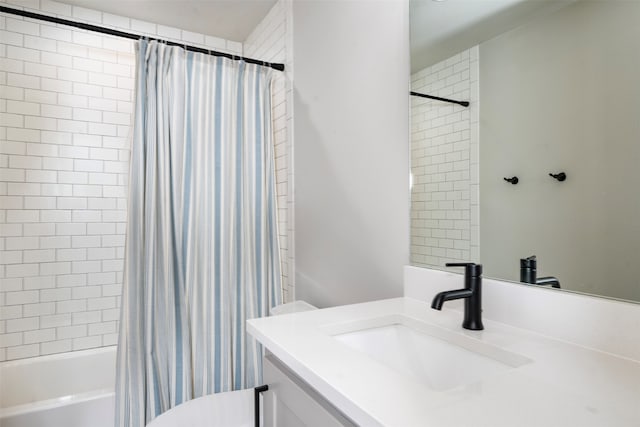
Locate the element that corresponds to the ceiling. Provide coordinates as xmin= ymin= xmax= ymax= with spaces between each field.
xmin=410 ymin=0 xmax=575 ymax=73
xmin=61 ymin=0 xmax=278 ymax=42
xmin=59 ymin=0 xmax=575 ymax=70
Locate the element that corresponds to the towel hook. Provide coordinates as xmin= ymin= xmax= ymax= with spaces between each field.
xmin=549 ymin=172 xmax=566 ymax=182
xmin=504 ymin=176 xmax=519 ymax=185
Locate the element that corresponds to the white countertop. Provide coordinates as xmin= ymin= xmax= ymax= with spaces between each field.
xmin=247 ymin=297 xmax=640 ymax=427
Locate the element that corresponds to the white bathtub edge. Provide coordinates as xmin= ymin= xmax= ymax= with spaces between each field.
xmin=0 ymin=345 xmax=117 ymax=368
xmin=0 ymin=389 xmax=115 ymax=420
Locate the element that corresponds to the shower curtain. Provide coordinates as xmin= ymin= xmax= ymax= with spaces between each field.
xmin=115 ymin=40 xmax=282 ymax=427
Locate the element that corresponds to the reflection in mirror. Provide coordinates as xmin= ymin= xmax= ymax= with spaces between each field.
xmin=410 ymin=0 xmax=640 ymax=303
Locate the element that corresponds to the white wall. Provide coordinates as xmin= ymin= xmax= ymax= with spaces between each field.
xmin=410 ymin=47 xmax=479 ymax=270
xmin=244 ymin=0 xmax=295 ymax=303
xmin=292 ymin=0 xmax=410 ymax=307
xmin=0 ymin=0 xmax=242 ymax=361
xmin=480 ymin=0 xmax=640 ymax=302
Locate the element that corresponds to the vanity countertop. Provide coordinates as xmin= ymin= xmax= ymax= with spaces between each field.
xmin=247 ymin=297 xmax=640 ymax=427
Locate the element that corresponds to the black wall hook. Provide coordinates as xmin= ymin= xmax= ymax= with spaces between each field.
xmin=549 ymin=172 xmax=566 ymax=182
xmin=504 ymin=176 xmax=519 ymax=185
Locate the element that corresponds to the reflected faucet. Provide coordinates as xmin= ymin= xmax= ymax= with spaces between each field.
xmin=520 ymin=256 xmax=561 ymax=289
xmin=534 ymin=276 xmax=561 ymax=288
xmin=431 ymin=263 xmax=484 ymax=331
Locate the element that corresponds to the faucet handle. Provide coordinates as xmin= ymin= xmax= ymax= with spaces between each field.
xmin=446 ymin=262 xmax=483 ymax=277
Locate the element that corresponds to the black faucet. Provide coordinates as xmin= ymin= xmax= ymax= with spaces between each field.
xmin=520 ymin=256 xmax=561 ymax=289
xmin=431 ymin=263 xmax=484 ymax=331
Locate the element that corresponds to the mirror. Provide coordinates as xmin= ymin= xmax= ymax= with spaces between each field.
xmin=409 ymin=0 xmax=640 ymax=303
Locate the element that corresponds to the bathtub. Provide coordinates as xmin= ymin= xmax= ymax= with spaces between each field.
xmin=0 ymin=346 xmax=116 ymax=427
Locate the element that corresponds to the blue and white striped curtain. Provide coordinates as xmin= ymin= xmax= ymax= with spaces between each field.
xmin=115 ymin=40 xmax=282 ymax=427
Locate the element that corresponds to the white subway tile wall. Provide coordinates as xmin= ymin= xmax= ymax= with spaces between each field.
xmin=410 ymin=47 xmax=480 ymax=269
xmin=244 ymin=0 xmax=294 ymax=303
xmin=0 ymin=0 xmax=244 ymax=361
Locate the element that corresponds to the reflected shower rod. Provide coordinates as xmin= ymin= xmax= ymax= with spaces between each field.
xmin=410 ymin=91 xmax=469 ymax=107
xmin=0 ymin=5 xmax=285 ymax=72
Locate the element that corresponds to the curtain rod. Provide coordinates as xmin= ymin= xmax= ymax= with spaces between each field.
xmin=410 ymin=91 xmax=469 ymax=107
xmin=0 ymin=5 xmax=285 ymax=72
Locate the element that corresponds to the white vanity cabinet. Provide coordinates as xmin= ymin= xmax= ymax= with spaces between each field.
xmin=248 ymin=294 xmax=640 ymax=427
xmin=262 ymin=354 xmax=356 ymax=427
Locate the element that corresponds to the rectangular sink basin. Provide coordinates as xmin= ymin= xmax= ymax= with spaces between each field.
xmin=327 ymin=315 xmax=531 ymax=391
